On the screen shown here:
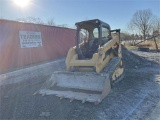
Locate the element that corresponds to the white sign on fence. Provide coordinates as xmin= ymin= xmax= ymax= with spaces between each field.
xmin=19 ymin=31 xmax=42 ymax=48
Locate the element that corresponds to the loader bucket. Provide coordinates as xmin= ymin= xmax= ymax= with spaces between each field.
xmin=37 ymin=71 xmax=111 ymax=104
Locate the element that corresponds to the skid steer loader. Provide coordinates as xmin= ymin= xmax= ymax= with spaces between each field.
xmin=35 ymin=19 xmax=125 ymax=104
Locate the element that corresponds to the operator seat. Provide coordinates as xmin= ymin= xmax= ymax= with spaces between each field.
xmin=88 ymin=39 xmax=94 ymax=47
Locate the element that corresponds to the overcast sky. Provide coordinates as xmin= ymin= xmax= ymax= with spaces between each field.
xmin=1 ymin=0 xmax=160 ymax=31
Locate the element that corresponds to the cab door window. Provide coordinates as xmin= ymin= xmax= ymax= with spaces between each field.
xmin=101 ymin=27 xmax=111 ymax=44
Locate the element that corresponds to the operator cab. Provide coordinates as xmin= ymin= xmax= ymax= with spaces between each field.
xmin=75 ymin=19 xmax=112 ymax=59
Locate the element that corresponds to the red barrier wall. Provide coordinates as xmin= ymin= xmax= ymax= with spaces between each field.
xmin=0 ymin=19 xmax=76 ymax=73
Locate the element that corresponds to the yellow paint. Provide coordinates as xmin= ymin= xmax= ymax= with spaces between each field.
xmin=65 ymin=31 xmax=122 ymax=73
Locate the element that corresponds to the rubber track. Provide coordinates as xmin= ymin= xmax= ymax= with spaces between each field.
xmin=103 ymin=57 xmax=125 ymax=86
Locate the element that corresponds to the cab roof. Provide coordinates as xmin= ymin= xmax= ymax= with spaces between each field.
xmin=75 ymin=19 xmax=111 ymax=30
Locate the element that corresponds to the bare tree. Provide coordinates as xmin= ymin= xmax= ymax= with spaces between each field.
xmin=120 ymin=31 xmax=132 ymax=41
xmin=47 ymin=18 xmax=55 ymax=26
xmin=129 ymin=9 xmax=154 ymax=40
xmin=16 ymin=17 xmax=44 ymax=24
xmin=16 ymin=17 xmax=72 ymax=29
xmin=152 ymin=16 xmax=160 ymax=36
xmin=57 ymin=24 xmax=68 ymax=28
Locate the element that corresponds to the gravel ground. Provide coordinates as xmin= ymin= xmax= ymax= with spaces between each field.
xmin=0 ymin=47 xmax=160 ymax=120
xmin=131 ymin=50 xmax=160 ymax=63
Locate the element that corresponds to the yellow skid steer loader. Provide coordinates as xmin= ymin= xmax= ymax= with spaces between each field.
xmin=36 ymin=19 xmax=125 ymax=104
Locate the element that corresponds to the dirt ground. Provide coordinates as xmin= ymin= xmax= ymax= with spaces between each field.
xmin=0 ymin=47 xmax=160 ymax=120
